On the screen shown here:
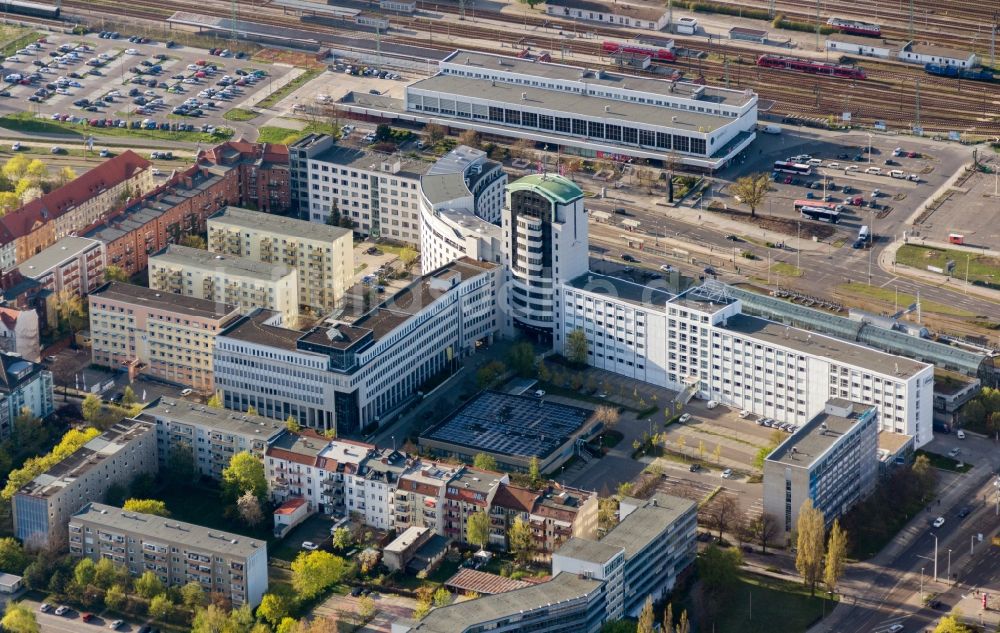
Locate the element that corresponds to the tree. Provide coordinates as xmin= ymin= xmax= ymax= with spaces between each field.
xmin=166 ymin=444 xmax=197 ymax=483
xmin=795 ymin=499 xmax=826 ymax=595
xmin=123 ymin=498 xmax=169 ymax=517
xmin=237 ymin=490 xmax=264 ymax=526
xmin=191 ymin=605 xmax=230 ymax=633
xmin=82 ymin=394 xmax=102 ymax=424
xmin=961 ymin=400 xmax=986 ymax=427
xmin=676 ymin=435 xmax=687 ymax=459
xmin=285 ymin=415 xmax=301 ymax=433
xmin=54 ymin=288 xmax=86 ymax=333
xmin=425 ymin=122 xmax=446 ymax=142
xmin=122 ymin=386 xmax=138 ymax=406
xmin=698 ymin=439 xmax=706 ymax=461
xmin=473 ymin=453 xmax=497 ymax=472
xmin=677 ymin=610 xmax=690 ymax=633
xmin=663 ymin=603 xmax=674 ymax=633
xmin=135 ymin=571 xmax=165 ymax=600
xmin=332 ymin=527 xmax=353 ymax=551
xmin=358 ymin=548 xmax=380 ymax=575
xmin=698 ymin=544 xmax=742 ymax=592
xmin=932 ymin=615 xmax=975 ymax=633
xmin=734 ymin=511 xmax=755 ymax=549
xmin=275 ymin=618 xmax=299 ymax=633
xmin=358 ymin=595 xmax=376 ymax=621
xmin=1 ymin=602 xmax=38 ymax=633
xmin=74 ymin=557 xmax=96 ymax=587
xmin=508 ymin=516 xmax=534 ymax=564
xmin=566 ymin=328 xmax=589 ymax=365
xmin=701 ymin=494 xmax=738 ymax=541
xmin=730 ymin=172 xmax=770 ymax=218
xmin=713 ymin=443 xmax=722 ymax=464
xmin=104 ymin=584 xmax=126 ymax=611
xmin=0 ymin=191 xmax=19 ymax=214
xmin=290 ymin=550 xmax=346 ymax=600
xmin=222 ymin=451 xmax=267 ymax=502
xmin=180 ymin=581 xmax=205 ymax=610
xmin=399 ymin=246 xmax=419 ymax=269
xmin=824 ymin=519 xmax=848 ymax=593
xmin=25 ymin=159 xmax=47 ymax=183
xmin=227 ymin=604 xmax=254 ymax=632
xmin=2 ymin=155 xmax=31 ymax=182
xmin=148 ymin=594 xmax=173 ymax=620
xmin=207 ymin=392 xmax=223 ymax=408
xmin=457 ymin=129 xmax=481 ymax=148
xmin=594 ymin=405 xmax=620 ymax=431
xmin=257 ymin=592 xmax=290 ymax=626
xmin=104 ymin=264 xmax=129 ymax=282
xmin=752 ymin=513 xmax=779 ymax=553
xmin=636 ymin=595 xmax=655 ymax=633
xmin=93 ymin=557 xmax=127 ymax=590
xmin=0 ymin=538 xmax=28 ymax=574
xmin=431 ymin=587 xmax=451 ymax=608
xmin=466 ymin=510 xmax=489 ymax=549
xmin=507 ymin=342 xmax=536 ymax=377
xmin=55 ymin=166 xmax=77 ymax=186
xmin=476 ymin=360 xmax=507 ymax=388
xmin=528 ymin=456 xmax=541 ymax=486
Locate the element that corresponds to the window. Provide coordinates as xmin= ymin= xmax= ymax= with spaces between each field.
xmin=555 ymin=117 xmax=571 ymax=133
xmin=572 ymin=119 xmax=587 ymax=136
xmin=605 ymin=124 xmax=622 ymax=141
xmin=623 ymin=127 xmax=638 ymax=144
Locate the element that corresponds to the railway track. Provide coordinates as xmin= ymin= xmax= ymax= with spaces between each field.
xmin=53 ymin=0 xmax=1000 ymax=133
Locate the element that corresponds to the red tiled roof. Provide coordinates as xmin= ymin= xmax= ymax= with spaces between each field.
xmin=492 ymin=483 xmax=539 ymax=513
xmin=445 ymin=568 xmax=534 ymax=595
xmin=267 ymin=447 xmax=317 ymax=467
xmin=274 ymin=497 xmax=307 ymax=515
xmin=1 ymin=150 xmax=151 ymax=241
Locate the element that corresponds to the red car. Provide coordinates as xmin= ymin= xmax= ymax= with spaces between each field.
xmin=81 ymin=612 xmax=95 ymax=623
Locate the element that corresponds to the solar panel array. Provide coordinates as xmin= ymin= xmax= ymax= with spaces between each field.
xmin=421 ymin=391 xmax=593 ymax=459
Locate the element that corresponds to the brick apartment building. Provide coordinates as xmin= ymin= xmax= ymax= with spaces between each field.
xmin=200 ymin=141 xmax=291 ymax=214
xmin=0 ymin=151 xmax=153 ymax=271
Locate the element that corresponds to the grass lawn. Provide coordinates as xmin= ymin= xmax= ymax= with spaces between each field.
xmin=915 ymin=449 xmax=973 ymax=473
xmin=834 ymin=283 xmax=977 ymax=318
xmin=1 ymin=30 xmax=41 ymax=58
xmin=223 ymin=108 xmax=259 ymax=122
xmin=157 ymin=483 xmax=273 ymax=544
xmin=256 ymin=68 xmax=320 ymax=109
xmin=770 ymin=262 xmax=803 ymax=277
xmin=257 ymin=120 xmax=339 ymax=144
xmin=0 ymin=113 xmax=232 ymax=143
xmin=712 ymin=573 xmax=834 ymax=633
xmin=896 ymin=244 xmax=1000 ymax=287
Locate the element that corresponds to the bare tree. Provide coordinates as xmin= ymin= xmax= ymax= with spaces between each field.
xmin=594 ymin=405 xmax=621 ymax=431
xmin=734 ymin=510 xmax=755 ymax=549
xmin=730 ymin=173 xmax=771 ymax=218
xmin=700 ymin=494 xmax=739 ymax=541
xmin=752 ymin=513 xmax=779 ymax=553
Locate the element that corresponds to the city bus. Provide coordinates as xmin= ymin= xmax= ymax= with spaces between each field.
xmin=773 ymin=161 xmax=812 ymax=175
xmin=800 ymin=206 xmax=841 ymax=223
xmin=793 ymin=199 xmax=844 ymax=213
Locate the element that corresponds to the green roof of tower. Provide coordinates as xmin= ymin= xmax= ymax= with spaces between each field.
xmin=507 ymin=173 xmax=583 ymax=205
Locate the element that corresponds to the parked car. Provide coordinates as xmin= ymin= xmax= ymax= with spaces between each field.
xmin=721 ymin=468 xmax=734 ymax=479
xmin=302 ymin=541 xmax=319 ymax=551
xmin=689 ymin=463 xmax=702 ymax=473
xmin=956 ymin=506 xmax=972 ymax=519
xmin=932 ymin=516 xmax=945 ymax=529
xmin=54 ymin=605 xmax=69 ymax=616
xmin=678 ymin=413 xmax=691 ymax=424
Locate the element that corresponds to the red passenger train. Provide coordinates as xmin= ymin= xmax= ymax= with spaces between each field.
xmin=756 ymin=55 xmax=867 ymax=80
xmin=826 ymin=17 xmax=881 ymax=37
xmin=602 ymin=41 xmax=675 ymax=62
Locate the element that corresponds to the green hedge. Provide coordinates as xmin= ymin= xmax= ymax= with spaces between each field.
xmin=686 ymin=1 xmax=770 ymax=20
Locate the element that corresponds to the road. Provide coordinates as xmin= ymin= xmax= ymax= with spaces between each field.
xmin=810 ymin=438 xmax=1000 ymax=633
xmin=585 ymin=198 xmax=998 ymax=318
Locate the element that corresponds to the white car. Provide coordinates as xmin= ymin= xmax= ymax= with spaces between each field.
xmin=956 ymin=430 xmax=966 ymax=439
xmin=180 ymin=388 xmax=193 ymax=396
xmin=679 ymin=413 xmax=691 ymax=424
xmin=54 ymin=605 xmax=69 ymax=616
xmin=302 ymin=541 xmax=319 ymax=551
xmin=845 ymin=165 xmax=859 ymax=172
xmin=109 ymin=620 xmax=124 ymax=630
xmin=826 ymin=162 xmax=839 ymax=169
xmin=721 ymin=468 xmax=734 ymax=479
xmin=738 ymin=410 xmax=751 ymax=419
xmin=886 ymin=625 xmax=904 ymax=633
xmin=11 ymin=142 xmax=21 ymax=151
xmin=932 ymin=516 xmax=945 ymax=529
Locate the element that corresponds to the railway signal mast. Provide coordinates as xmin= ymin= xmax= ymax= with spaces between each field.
xmin=908 ymin=0 xmax=915 ymax=37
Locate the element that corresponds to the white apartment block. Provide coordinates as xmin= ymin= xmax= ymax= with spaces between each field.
xmin=214 ymin=258 xmax=499 ymax=435
xmin=558 ymin=279 xmax=934 ymax=446
xmin=149 ymin=245 xmax=299 ymax=323
xmin=70 ymin=502 xmax=268 ymax=608
xmin=393 ymin=462 xmax=462 ymax=534
xmin=290 ymin=134 xmax=429 ymax=244
xmin=13 ymin=421 xmax=157 ymax=550
xmin=208 ymin=206 xmax=353 ymax=314
xmin=140 ymin=397 xmax=286 ymax=480
xmin=764 ymin=399 xmax=879 ymax=536
xmin=418 ymin=145 xmax=506 ymax=274
xmin=264 ymin=433 xmax=411 ymax=530
xmin=0 ymin=353 xmax=54 ymax=440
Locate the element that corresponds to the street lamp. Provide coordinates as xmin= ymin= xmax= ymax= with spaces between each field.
xmin=920 ymin=566 xmax=925 ymax=599
xmin=867 ymin=133 xmax=873 ymax=166
xmin=948 ymin=549 xmax=952 ymax=582
xmin=931 ymin=533 xmax=939 ymax=581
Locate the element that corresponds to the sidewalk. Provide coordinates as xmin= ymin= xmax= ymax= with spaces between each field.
xmin=808 ymin=452 xmax=1000 ymax=633
xmin=878 ymin=240 xmax=1000 ymax=305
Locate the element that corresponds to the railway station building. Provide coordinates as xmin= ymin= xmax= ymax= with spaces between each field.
xmin=404 ymin=51 xmax=758 ymax=171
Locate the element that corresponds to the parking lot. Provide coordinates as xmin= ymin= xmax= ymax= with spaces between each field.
xmin=720 ymin=129 xmax=968 ymax=244
xmin=0 ymin=30 xmax=296 ymax=134
xmin=279 ymin=64 xmax=411 ymax=118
